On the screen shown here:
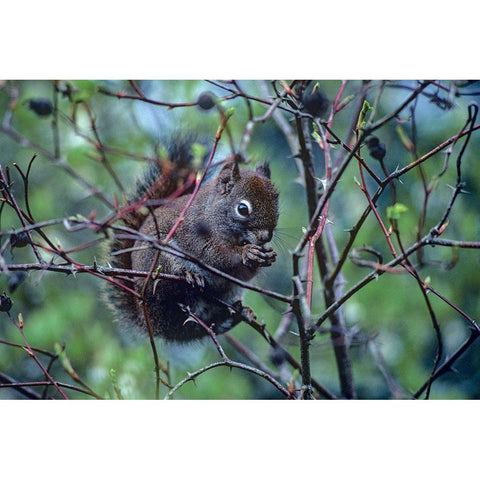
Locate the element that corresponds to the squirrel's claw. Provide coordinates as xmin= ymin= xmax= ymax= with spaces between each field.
xmin=184 ymin=271 xmax=205 ymax=289
xmin=242 ymin=244 xmax=277 ymax=268
xmin=232 ymin=301 xmax=257 ymax=323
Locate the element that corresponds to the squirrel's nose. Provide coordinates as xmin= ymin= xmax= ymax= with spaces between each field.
xmin=257 ymin=229 xmax=273 ymax=244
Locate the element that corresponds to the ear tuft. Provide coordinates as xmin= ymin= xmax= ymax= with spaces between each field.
xmin=255 ymin=162 xmax=271 ymax=179
xmin=232 ymin=161 xmax=241 ymax=181
xmin=216 ymin=161 xmax=240 ymax=194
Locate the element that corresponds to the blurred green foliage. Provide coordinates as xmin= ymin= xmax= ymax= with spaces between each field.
xmin=0 ymin=80 xmax=479 ymax=399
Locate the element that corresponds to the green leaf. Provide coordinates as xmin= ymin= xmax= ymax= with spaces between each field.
xmin=55 ymin=342 xmax=78 ymax=379
xmin=356 ymin=100 xmax=372 ymax=130
xmin=224 ymin=106 xmax=235 ymax=118
xmin=386 ymin=203 xmax=409 ymax=220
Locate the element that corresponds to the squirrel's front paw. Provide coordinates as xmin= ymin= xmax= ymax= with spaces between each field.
xmin=184 ymin=271 xmax=205 ymax=289
xmin=241 ymin=244 xmax=277 ymax=268
xmin=232 ymin=301 xmax=257 ymax=323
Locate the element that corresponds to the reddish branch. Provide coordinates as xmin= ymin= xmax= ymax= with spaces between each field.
xmin=1 ymin=80 xmax=480 ymax=401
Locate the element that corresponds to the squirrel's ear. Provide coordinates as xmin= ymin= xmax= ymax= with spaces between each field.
xmin=256 ymin=162 xmax=271 ymax=179
xmin=216 ymin=161 xmax=240 ymax=194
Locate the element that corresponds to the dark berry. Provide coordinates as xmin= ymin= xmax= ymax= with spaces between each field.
xmin=302 ymin=90 xmax=329 ymax=118
xmin=10 ymin=231 xmax=30 ymax=249
xmin=366 ymin=136 xmax=386 ymax=161
xmin=270 ymin=345 xmax=287 ymax=367
xmin=0 ymin=292 xmax=13 ymax=312
xmin=197 ymin=92 xmax=217 ymax=110
xmin=27 ymin=98 xmax=54 ymax=117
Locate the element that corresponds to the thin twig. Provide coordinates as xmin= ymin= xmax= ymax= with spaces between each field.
xmin=165 ymin=359 xmax=293 ymax=399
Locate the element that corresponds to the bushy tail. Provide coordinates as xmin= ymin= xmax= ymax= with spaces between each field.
xmin=104 ymin=137 xmax=202 ymax=329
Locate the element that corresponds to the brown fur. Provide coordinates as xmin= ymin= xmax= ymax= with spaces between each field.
xmin=105 ymin=152 xmax=279 ymax=343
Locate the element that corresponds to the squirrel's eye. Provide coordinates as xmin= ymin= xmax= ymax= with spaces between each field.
xmin=236 ymin=200 xmax=252 ymax=218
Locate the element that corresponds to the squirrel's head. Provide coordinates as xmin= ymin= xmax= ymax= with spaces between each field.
xmin=210 ymin=160 xmax=279 ymax=246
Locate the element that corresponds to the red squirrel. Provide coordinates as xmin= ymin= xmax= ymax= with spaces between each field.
xmin=105 ymin=140 xmax=279 ymax=342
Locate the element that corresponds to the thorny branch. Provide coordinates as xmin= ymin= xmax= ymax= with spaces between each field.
xmin=166 ymin=308 xmax=294 ymax=399
xmin=0 ymin=80 xmax=479 ymax=400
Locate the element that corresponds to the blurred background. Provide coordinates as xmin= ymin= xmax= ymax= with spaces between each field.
xmin=0 ymin=79 xmax=479 ymax=399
